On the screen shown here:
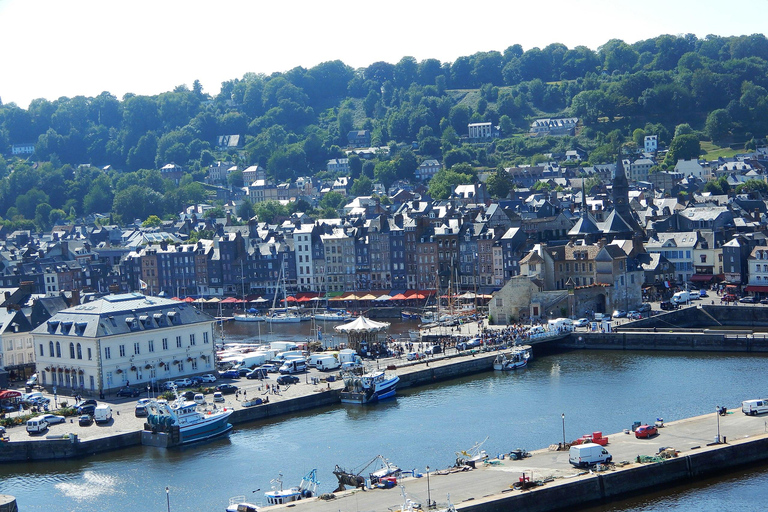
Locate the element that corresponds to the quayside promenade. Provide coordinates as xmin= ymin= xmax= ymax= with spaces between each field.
xmin=259 ymin=409 xmax=768 ymax=512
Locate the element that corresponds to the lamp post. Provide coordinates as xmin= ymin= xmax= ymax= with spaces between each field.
xmin=53 ymin=386 xmax=57 ymax=409
xmin=147 ymin=385 xmax=151 ymax=400
xmin=716 ymin=406 xmax=721 ymax=444
xmin=166 ymin=486 xmax=170 ymax=512
xmin=426 ymin=465 xmax=432 ymax=509
xmin=561 ymin=413 xmax=566 ymax=447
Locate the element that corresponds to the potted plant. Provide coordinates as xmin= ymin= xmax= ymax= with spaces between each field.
xmin=186 ymin=357 xmax=193 ymax=362
xmin=78 ymin=369 xmax=84 ymax=375
xmin=63 ymin=368 xmax=70 ymax=374
xmin=116 ymin=369 xmax=123 ymax=374
xmin=159 ymin=362 xmax=165 ymax=367
xmin=44 ymin=366 xmax=51 ymax=372
xmin=172 ymin=360 xmax=180 ymax=365
xmin=145 ymin=364 xmax=152 ymax=370
xmin=130 ymin=366 xmax=137 ymax=371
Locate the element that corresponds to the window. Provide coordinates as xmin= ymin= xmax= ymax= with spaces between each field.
xmin=77 ymin=343 xmax=82 ymax=359
xmin=69 ymin=342 xmax=75 ymax=359
xmin=105 ymin=347 xmax=111 ymax=359
xmin=176 ymin=336 xmax=182 ymax=348
xmin=162 ymin=338 xmax=168 ymax=350
xmin=190 ymin=334 xmax=196 ymax=346
xmin=203 ymin=332 xmax=209 ymax=344
xmin=87 ymin=347 xmax=92 ymax=360
xmin=700 ymin=255 xmax=707 ymax=263
xmin=56 ymin=342 xmax=61 ymax=358
xmin=49 ymin=341 xmax=54 ymax=357
xmin=134 ymin=342 xmax=140 ymax=355
xmin=119 ymin=345 xmax=126 ymax=357
xmin=149 ymin=339 xmax=154 ymax=352
xmin=39 ymin=344 xmax=44 ymax=357
xmin=191 ymin=359 xmax=198 ymax=370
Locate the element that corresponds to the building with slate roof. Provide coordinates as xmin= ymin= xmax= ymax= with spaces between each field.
xmin=32 ymin=293 xmax=216 ymax=394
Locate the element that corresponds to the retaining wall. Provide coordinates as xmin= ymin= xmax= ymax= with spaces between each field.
xmin=0 ymin=431 xmax=140 ymax=462
xmin=558 ymin=331 xmax=768 ymax=352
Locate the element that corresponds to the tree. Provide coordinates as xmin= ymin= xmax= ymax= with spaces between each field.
xmin=142 ymin=215 xmax=163 ymax=227
xmin=427 ymin=168 xmax=474 ymax=199
xmin=112 ymin=185 xmax=164 ymax=223
xmin=485 ymin=168 xmax=514 ymax=198
xmin=236 ymin=200 xmax=255 ymax=221
xmin=254 ymin=200 xmax=288 ymax=224
xmin=735 ymin=179 xmax=768 ymax=195
xmin=350 ymin=175 xmax=373 ymax=196
xmin=705 ymin=109 xmax=731 ymax=141
xmin=318 ymin=191 xmax=346 ymax=212
xmin=666 ymin=134 xmax=701 ymax=164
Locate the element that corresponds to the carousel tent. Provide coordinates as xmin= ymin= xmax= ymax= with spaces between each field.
xmin=334 ymin=316 xmax=391 ymax=352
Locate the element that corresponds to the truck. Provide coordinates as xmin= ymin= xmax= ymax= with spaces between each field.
xmin=548 ymin=318 xmax=574 ymax=332
xmin=275 ymin=350 xmax=305 ymax=362
xmin=315 ymin=355 xmax=341 ymax=371
xmin=338 ymin=349 xmax=361 ymax=364
xmin=94 ymin=404 xmax=113 ymax=424
xmin=742 ymin=399 xmax=768 ymax=416
xmin=671 ymin=291 xmax=691 ymax=304
xmin=308 ymin=353 xmax=337 ymax=368
xmin=279 ymin=359 xmax=307 ymax=374
xmin=569 ymin=444 xmax=612 ymax=467
xmin=233 ymin=353 xmax=268 ymax=369
xmin=270 ymin=341 xmax=299 ymax=353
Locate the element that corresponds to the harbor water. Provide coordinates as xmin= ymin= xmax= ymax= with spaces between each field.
xmin=3 ymin=320 xmax=768 ymax=511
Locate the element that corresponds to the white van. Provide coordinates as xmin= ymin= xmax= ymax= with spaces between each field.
xmin=742 ymin=399 xmax=768 ymax=416
xmin=94 ymin=404 xmax=113 ymax=424
xmin=26 ymin=417 xmax=48 ymax=434
xmin=279 ymin=360 xmax=307 ymax=374
xmin=308 ymin=353 xmax=337 ymax=368
xmin=315 ymin=356 xmax=341 ymax=371
xmin=569 ymin=444 xmax=612 ymax=467
xmin=672 ymin=291 xmax=690 ymax=304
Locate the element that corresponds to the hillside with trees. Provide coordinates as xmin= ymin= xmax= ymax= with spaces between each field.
xmin=0 ymin=33 xmax=767 ymax=228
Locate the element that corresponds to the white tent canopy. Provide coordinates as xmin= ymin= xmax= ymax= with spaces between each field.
xmin=334 ymin=316 xmax=390 ymax=333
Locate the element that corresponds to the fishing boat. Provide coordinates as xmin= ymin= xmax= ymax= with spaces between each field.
xmin=264 ymin=469 xmax=318 ymax=506
xmin=341 ymin=370 xmax=400 ymax=404
xmin=225 ymin=497 xmax=259 ymax=512
xmin=144 ymin=385 xmax=232 ymax=444
xmin=401 ymin=310 xmax=420 ymax=320
xmin=492 ymin=345 xmax=531 ymax=371
xmin=455 ymin=437 xmax=489 ymax=467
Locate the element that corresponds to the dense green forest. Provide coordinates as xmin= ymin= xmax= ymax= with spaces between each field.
xmin=1 ymin=33 xmax=768 ymax=228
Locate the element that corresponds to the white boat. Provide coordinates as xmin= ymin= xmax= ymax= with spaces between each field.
xmin=232 ymin=313 xmax=265 ymax=322
xmin=144 ymin=385 xmax=233 ymax=444
xmin=341 ymin=370 xmax=400 ymax=404
xmin=314 ymin=309 xmax=352 ymax=321
xmin=264 ymin=469 xmax=318 ymax=506
xmin=493 ymin=346 xmax=531 ymax=371
xmin=265 ymin=310 xmax=302 ymax=323
xmin=225 ymin=497 xmax=259 ymax=512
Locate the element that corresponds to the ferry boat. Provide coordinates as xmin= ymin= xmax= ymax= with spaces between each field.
xmin=145 ymin=386 xmax=233 ymax=444
xmin=492 ymin=346 xmax=531 ymax=371
xmin=341 ymin=370 xmax=400 ymax=404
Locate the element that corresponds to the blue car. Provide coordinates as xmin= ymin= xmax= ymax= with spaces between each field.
xmin=219 ymin=369 xmax=240 ymax=379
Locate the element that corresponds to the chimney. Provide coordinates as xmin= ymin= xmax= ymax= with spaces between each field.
xmin=597 ymin=237 xmax=607 ymax=248
xmin=756 ymin=208 xmax=761 ymax=223
xmin=71 ymin=289 xmax=81 ymax=306
xmin=109 ymin=285 xmax=120 ymax=294
xmin=570 ymin=203 xmax=576 ymax=214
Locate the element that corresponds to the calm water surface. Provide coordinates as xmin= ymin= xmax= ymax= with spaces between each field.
xmin=3 ymin=321 xmax=768 ymax=511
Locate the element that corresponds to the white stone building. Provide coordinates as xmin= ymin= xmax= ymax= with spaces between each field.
xmin=32 ymin=293 xmax=216 ymax=394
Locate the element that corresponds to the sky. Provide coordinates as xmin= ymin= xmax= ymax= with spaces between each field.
xmin=1 ymin=0 xmax=767 ymax=108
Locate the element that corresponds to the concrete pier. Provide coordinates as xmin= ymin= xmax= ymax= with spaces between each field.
xmin=258 ymin=408 xmax=768 ymax=512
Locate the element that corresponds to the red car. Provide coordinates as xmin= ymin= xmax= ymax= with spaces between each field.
xmin=635 ymin=425 xmax=658 ymax=438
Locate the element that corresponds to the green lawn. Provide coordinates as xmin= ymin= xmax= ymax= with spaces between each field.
xmin=701 ymin=141 xmax=741 ymax=159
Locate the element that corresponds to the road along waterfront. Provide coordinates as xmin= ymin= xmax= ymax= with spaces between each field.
xmin=3 ymin=324 xmax=768 ymax=510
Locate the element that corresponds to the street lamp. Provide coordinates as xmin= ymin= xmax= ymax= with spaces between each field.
xmin=166 ymin=486 xmax=170 ymax=512
xmin=561 ymin=413 xmax=566 ymax=448
xmin=147 ymin=385 xmax=151 ymax=400
xmin=53 ymin=386 xmax=58 ymax=409
xmin=716 ymin=406 xmax=721 ymax=444
xmin=426 ymin=466 xmax=432 ymax=509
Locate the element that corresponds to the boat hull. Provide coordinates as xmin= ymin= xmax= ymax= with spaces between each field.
xmin=233 ymin=314 xmax=264 ymax=322
xmin=341 ymin=374 xmax=399 ymax=404
xmin=179 ymin=417 xmax=233 ymax=444
xmin=265 ymin=316 xmax=302 ymax=323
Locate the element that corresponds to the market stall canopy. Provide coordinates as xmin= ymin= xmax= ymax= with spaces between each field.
xmin=334 ymin=316 xmax=391 ymax=333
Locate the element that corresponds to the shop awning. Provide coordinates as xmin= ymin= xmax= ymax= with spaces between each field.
xmin=745 ymin=286 xmax=768 ymax=293
xmin=0 ymin=390 xmax=21 ymax=400
xmin=690 ymin=274 xmax=715 ymax=282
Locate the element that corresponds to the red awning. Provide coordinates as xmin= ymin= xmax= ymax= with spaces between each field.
xmin=220 ymin=297 xmax=239 ymax=303
xmin=389 ymin=294 xmax=407 ymax=300
xmin=745 ymin=286 xmax=768 ymax=293
xmin=0 ymin=390 xmax=21 ymax=400
xmin=690 ymin=274 xmax=715 ymax=282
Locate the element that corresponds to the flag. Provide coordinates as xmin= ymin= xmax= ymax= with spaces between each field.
xmin=139 ymin=279 xmax=148 ymax=290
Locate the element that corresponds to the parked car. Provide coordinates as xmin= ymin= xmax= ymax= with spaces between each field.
xmin=406 ymin=352 xmax=423 ymax=361
xmin=574 ymin=318 xmax=589 ymax=327
xmin=181 ymin=391 xmax=196 ymax=400
xmin=39 ymin=414 xmax=65 ymax=425
xmin=260 ymin=364 xmax=279 ymax=373
xmin=627 ymin=310 xmax=638 ymax=319
xmin=189 ymin=376 xmax=203 ymax=386
xmin=246 ymin=368 xmax=268 ymax=380
xmin=424 ymin=344 xmax=442 ymax=355
xmin=78 ymin=404 xmax=96 ymax=416
xmin=238 ymin=367 xmax=252 ymax=377
xmin=135 ymin=403 xmax=148 ymax=417
xmin=612 ymin=310 xmax=627 ymax=318
xmin=699 ymin=289 xmax=709 ymax=298
xmin=200 ymin=374 xmax=217 ymax=383
xmin=634 ymin=425 xmax=658 ymax=438
xmin=78 ymin=414 xmax=93 ymax=426
xmin=193 ymin=393 xmax=206 ymax=405
xmin=174 ymin=378 xmax=193 ymax=387
xmin=218 ymin=369 xmax=240 ymax=379
xmin=740 ymin=296 xmax=758 ymax=303
xmin=638 ymin=303 xmax=652 ymax=312
xmin=277 ymin=375 xmax=299 ymax=385
xmin=660 ymin=301 xmax=678 ymax=311
xmin=213 ymin=392 xmax=225 ymax=403
xmin=116 ymin=387 xmax=142 ymax=398
xmin=215 ymin=384 xmax=238 ymax=395
xmin=760 ymin=298 xmax=768 ymax=305
xmin=26 ymin=374 xmax=38 ymax=387
xmin=723 ymin=294 xmax=737 ymax=303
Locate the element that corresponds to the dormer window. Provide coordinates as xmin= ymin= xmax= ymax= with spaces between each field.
xmin=47 ymin=320 xmax=60 ymax=334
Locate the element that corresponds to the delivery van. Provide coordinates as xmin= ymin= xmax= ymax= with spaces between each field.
xmin=671 ymin=291 xmax=690 ymax=304
xmin=94 ymin=404 xmax=113 ymax=424
xmin=569 ymin=444 xmax=612 ymax=467
xmin=742 ymin=399 xmax=768 ymax=416
xmin=26 ymin=417 xmax=49 ymax=434
xmin=315 ymin=356 xmax=341 ymax=371
xmin=279 ymin=359 xmax=307 ymax=374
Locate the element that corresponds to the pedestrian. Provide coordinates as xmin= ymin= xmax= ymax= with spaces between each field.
xmin=243 ymin=390 xmax=247 ymax=399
